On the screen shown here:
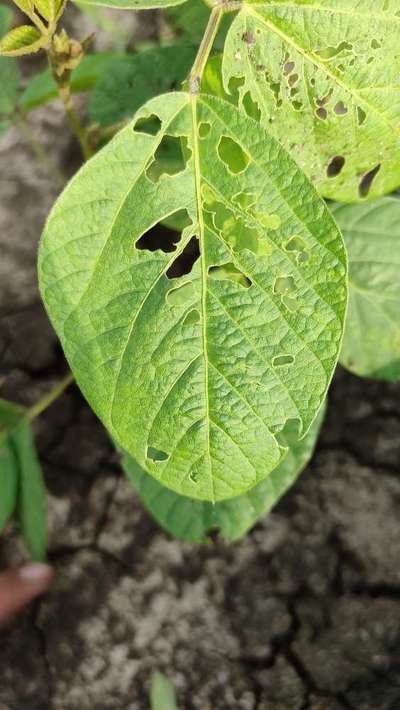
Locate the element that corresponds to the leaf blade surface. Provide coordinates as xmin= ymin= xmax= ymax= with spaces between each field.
xmin=334 ymin=197 xmax=400 ymax=381
xmin=123 ymin=402 xmax=326 ymax=542
xmin=222 ymin=0 xmax=400 ymax=201
xmin=39 ymin=91 xmax=346 ymax=501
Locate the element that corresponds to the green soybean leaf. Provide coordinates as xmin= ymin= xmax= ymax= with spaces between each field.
xmin=12 ymin=419 xmax=47 ymax=561
xmin=222 ymin=0 xmax=400 ymax=202
xmin=75 ymin=0 xmax=188 ymax=10
xmin=39 ymin=92 xmax=346 ymax=502
xmin=150 ymin=672 xmax=177 ymax=710
xmin=18 ymin=53 xmax=125 ymax=113
xmin=0 ymin=444 xmax=18 ymax=533
xmin=333 ymin=197 xmax=400 ymax=382
xmin=123 ymin=402 xmax=326 ymax=542
xmin=0 ymin=398 xmax=47 ymax=558
xmin=89 ymin=45 xmax=196 ymax=127
xmin=0 ymin=400 xmax=24 ymax=534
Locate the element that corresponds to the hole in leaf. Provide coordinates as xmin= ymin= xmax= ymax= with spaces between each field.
xmin=146 ymin=135 xmax=190 ymax=183
xmin=133 ymin=113 xmax=162 ymax=136
xmin=242 ymin=91 xmax=261 ymax=121
xmin=359 ymin=163 xmax=381 ymax=198
xmin=136 ymin=222 xmax=182 ymax=253
xmin=189 ymin=470 xmax=200 ymax=483
xmin=166 ymin=236 xmax=200 ymax=279
xmin=147 ymin=446 xmax=169 ymax=462
xmin=217 ymin=135 xmax=250 ymax=174
xmin=327 ymin=155 xmax=345 ymax=177
xmin=273 ymin=354 xmax=295 ymax=366
xmin=315 ymin=41 xmax=352 ymax=59
xmin=242 ymin=31 xmax=255 ymax=45
xmin=273 ymin=276 xmax=295 ymax=295
xmin=232 ymin=191 xmax=257 ymax=210
xmin=357 ymin=106 xmax=366 ymax=125
xmin=283 ymin=61 xmax=295 ymax=74
xmin=316 ymin=107 xmax=327 ymax=120
xmin=371 ymin=38 xmax=381 ymax=49
xmin=183 ymin=309 xmax=200 ymax=326
xmin=276 ymin=417 xmax=302 ymax=445
xmin=288 ymin=73 xmax=299 ymax=87
xmin=284 ymin=235 xmax=309 ymax=264
xmin=228 ymin=76 xmax=245 ymax=103
xmin=208 ymin=263 xmax=252 ymax=288
xmin=334 ymin=101 xmax=348 ymax=115
xmin=135 ymin=210 xmax=191 ymax=253
xmin=199 ymin=122 xmax=211 ymax=138
xmin=166 ymin=281 xmax=195 ymax=306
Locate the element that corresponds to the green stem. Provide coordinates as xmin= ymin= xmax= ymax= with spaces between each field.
xmin=27 ymin=373 xmax=74 ymax=422
xmin=14 ymin=113 xmax=66 ymax=189
xmin=57 ymin=82 xmax=94 ymax=160
xmin=189 ymin=5 xmax=224 ymax=94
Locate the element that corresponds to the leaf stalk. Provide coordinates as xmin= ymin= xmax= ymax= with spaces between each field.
xmin=26 ymin=373 xmax=74 ymax=422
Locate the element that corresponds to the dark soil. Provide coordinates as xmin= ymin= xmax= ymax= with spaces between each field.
xmin=1 ymin=12 xmax=400 ymax=710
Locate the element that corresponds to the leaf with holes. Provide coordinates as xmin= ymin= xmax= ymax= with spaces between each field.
xmin=333 ymin=197 xmax=400 ymax=382
xmin=75 ymin=0 xmax=187 ymax=10
xmin=222 ymin=0 xmax=400 ymax=202
xmin=123 ymin=401 xmax=325 ymax=542
xmin=39 ymin=92 xmax=346 ymax=502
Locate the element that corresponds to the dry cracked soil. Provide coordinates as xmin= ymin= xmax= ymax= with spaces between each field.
xmin=1 ymin=9 xmax=400 ymax=709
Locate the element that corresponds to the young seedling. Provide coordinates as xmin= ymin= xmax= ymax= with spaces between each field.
xmin=1 ymin=0 xmax=399 ymax=550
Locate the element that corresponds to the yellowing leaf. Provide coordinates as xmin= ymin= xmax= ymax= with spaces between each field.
xmin=222 ymin=0 xmax=400 ymax=202
xmin=0 ymin=25 xmax=46 ymax=57
xmin=39 ymin=92 xmax=347 ymax=502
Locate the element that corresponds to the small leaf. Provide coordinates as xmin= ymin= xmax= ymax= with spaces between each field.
xmin=11 ymin=0 xmax=35 ymax=18
xmin=333 ymin=197 xmax=400 ymax=382
xmin=74 ymin=0 xmax=188 ymax=9
xmin=39 ymin=92 xmax=346 ymax=502
xmin=0 ymin=25 xmax=45 ymax=57
xmin=0 ymin=398 xmax=47 ymax=559
xmin=222 ymin=1 xmax=400 ymax=202
xmin=89 ymin=44 xmax=197 ymax=128
xmin=150 ymin=672 xmax=177 ymax=710
xmin=0 ymin=443 xmax=18 ymax=533
xmin=0 ymin=399 xmax=25 ymax=534
xmin=12 ymin=420 xmax=47 ymax=561
xmin=123 ymin=403 xmax=325 ymax=542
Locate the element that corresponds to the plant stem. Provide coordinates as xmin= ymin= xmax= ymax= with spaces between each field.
xmin=14 ymin=113 xmax=66 ymax=189
xmin=27 ymin=373 xmax=74 ymax=422
xmin=189 ymin=5 xmax=224 ymax=94
xmin=54 ymin=80 xmax=94 ymax=160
